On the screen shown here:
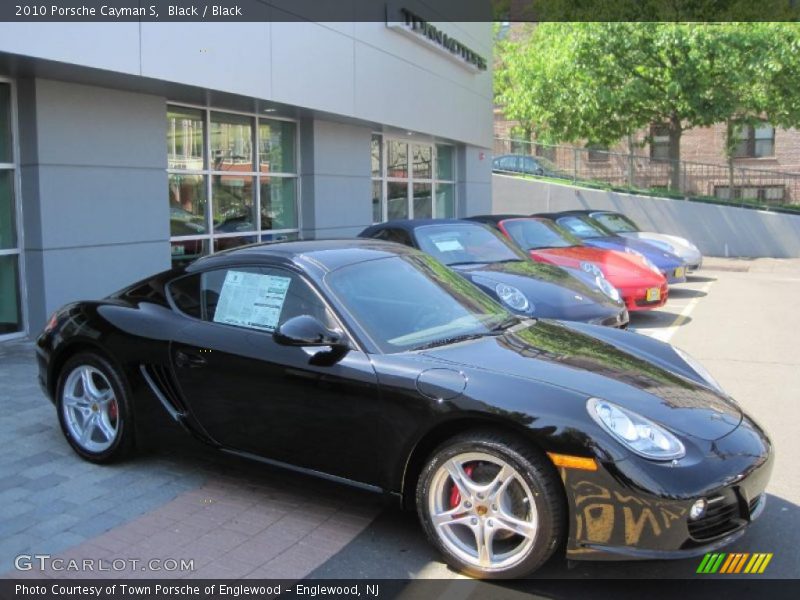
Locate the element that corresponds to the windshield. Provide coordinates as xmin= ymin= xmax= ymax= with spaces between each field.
xmin=592 ymin=213 xmax=639 ymax=233
xmin=326 ymin=254 xmax=514 ymax=353
xmin=415 ymin=223 xmax=523 ymax=266
xmin=555 ymin=215 xmax=609 ymax=239
xmin=502 ymin=218 xmax=582 ymax=250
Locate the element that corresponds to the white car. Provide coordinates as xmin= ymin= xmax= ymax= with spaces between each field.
xmin=587 ymin=210 xmax=703 ymax=271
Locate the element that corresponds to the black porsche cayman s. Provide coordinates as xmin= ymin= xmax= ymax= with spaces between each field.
xmin=36 ymin=239 xmax=772 ymax=579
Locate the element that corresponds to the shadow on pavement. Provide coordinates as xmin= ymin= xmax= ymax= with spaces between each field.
xmin=667 ymin=288 xmax=708 ymax=299
xmin=629 ymin=310 xmax=692 ymax=330
xmin=686 ymin=275 xmax=718 ymax=283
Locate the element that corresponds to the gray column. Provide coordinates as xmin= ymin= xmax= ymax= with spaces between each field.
xmin=299 ymin=119 xmax=372 ymax=240
xmin=18 ymin=78 xmax=169 ymax=332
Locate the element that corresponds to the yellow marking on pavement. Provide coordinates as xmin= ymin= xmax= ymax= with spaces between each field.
xmin=648 ymin=280 xmax=714 ymax=343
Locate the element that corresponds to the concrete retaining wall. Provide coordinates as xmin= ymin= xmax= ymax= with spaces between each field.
xmin=492 ymin=175 xmax=800 ymax=258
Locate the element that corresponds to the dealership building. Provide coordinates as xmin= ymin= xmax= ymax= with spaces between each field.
xmin=0 ymin=19 xmax=493 ymax=340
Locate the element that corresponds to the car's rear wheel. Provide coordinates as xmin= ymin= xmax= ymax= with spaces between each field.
xmin=416 ymin=431 xmax=564 ymax=579
xmin=56 ymin=352 xmax=134 ymax=463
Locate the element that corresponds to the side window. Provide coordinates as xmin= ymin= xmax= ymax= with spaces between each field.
xmin=372 ymin=228 xmax=413 ymax=247
xmin=385 ymin=228 xmax=413 ymax=246
xmin=168 ymin=267 xmax=334 ymax=332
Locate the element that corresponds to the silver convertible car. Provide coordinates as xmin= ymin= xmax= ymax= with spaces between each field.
xmin=578 ymin=210 xmax=703 ymax=272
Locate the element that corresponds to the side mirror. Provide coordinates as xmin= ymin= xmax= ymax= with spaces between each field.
xmin=273 ymin=315 xmax=346 ymax=348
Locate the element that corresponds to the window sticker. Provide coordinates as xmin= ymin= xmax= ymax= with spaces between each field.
xmin=213 ymin=271 xmax=291 ymax=331
xmin=432 ymin=238 xmax=464 ymax=252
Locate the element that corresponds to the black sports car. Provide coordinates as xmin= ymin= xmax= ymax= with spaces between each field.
xmin=359 ymin=219 xmax=629 ymax=328
xmin=37 ymin=240 xmax=772 ymax=579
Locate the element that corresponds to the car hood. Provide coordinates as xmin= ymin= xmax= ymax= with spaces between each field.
xmin=420 ymin=320 xmax=742 ymax=441
xmin=586 ymin=236 xmax=685 ymax=270
xmin=532 ymin=247 xmax=664 ymax=286
xmin=619 ymin=232 xmax=702 ymax=262
xmin=453 ymin=261 xmax=621 ymax=314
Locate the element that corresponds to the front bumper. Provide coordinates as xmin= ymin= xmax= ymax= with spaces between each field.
xmin=620 ymin=282 xmax=669 ymax=312
xmin=561 ymin=414 xmax=773 ymax=561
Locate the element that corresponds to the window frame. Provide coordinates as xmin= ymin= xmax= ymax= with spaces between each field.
xmin=165 ymin=263 xmax=355 ymax=345
xmin=371 ymin=134 xmax=457 ymax=223
xmin=0 ymin=76 xmax=27 ymax=341
xmin=649 ymin=124 xmax=672 ymax=162
xmin=167 ymin=102 xmax=301 ymax=267
xmin=733 ymin=122 xmax=775 ymax=159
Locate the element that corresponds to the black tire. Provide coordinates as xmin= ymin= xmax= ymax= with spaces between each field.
xmin=415 ymin=430 xmax=565 ymax=579
xmin=55 ymin=352 xmax=135 ymax=464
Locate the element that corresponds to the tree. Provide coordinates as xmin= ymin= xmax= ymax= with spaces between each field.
xmin=495 ymin=22 xmax=800 ymax=191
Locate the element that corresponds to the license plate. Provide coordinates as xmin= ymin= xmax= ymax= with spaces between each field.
xmin=646 ymin=287 xmax=661 ymax=302
xmin=674 ymin=267 xmax=685 ymax=279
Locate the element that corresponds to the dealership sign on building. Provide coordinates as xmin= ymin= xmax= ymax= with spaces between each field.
xmin=386 ymin=5 xmax=488 ymax=72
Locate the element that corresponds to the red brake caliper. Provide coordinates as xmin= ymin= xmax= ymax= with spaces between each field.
xmin=108 ymin=400 xmax=118 ymax=421
xmin=449 ymin=464 xmax=475 ymax=509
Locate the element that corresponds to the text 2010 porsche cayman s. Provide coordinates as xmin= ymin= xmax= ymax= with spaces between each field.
xmin=37 ymin=240 xmax=772 ymax=579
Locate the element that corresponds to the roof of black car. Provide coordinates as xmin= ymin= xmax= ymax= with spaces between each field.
xmin=464 ymin=214 xmax=529 ymax=225
xmin=362 ymin=218 xmax=480 ymax=233
xmin=532 ymin=211 xmax=594 ymax=220
xmin=191 ymin=238 xmax=419 ymax=272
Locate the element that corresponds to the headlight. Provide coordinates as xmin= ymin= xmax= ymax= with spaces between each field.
xmin=674 ymin=347 xmax=725 ymax=395
xmin=594 ymin=275 xmax=621 ymax=302
xmin=624 ymin=247 xmax=661 ymax=275
xmin=580 ymin=261 xmax=603 ymax=278
xmin=495 ymin=283 xmax=530 ymax=312
xmin=587 ymin=398 xmax=685 ymax=461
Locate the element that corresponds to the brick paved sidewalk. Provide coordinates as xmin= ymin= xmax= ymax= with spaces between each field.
xmin=0 ymin=340 xmax=382 ymax=579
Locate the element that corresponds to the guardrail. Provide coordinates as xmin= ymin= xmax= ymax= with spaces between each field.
xmin=492 ymin=138 xmax=800 ymax=213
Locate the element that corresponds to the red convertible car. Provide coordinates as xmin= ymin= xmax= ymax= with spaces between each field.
xmin=466 ymin=215 xmax=669 ymax=312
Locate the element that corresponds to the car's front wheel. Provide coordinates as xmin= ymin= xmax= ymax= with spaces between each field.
xmin=56 ymin=352 xmax=134 ymax=463
xmin=416 ymin=431 xmax=565 ymax=579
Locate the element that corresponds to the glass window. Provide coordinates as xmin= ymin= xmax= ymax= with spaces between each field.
xmin=0 ymin=83 xmax=12 ymax=163
xmin=261 ymin=231 xmax=299 ymax=244
xmin=556 ymin=216 xmax=607 ymax=239
xmin=170 ymin=239 xmax=210 ymax=269
xmin=591 ymin=213 xmax=639 ymax=233
xmin=650 ymin=124 xmax=671 ymax=161
xmin=0 ymin=255 xmax=22 ymax=335
xmin=169 ymin=174 xmax=207 ymax=236
xmin=412 ymin=144 xmax=432 ymax=179
xmin=387 ymin=141 xmax=408 ymax=179
xmin=586 ymin=143 xmax=609 ymax=162
xmin=260 ymin=177 xmax=297 ymax=230
xmin=169 ymin=267 xmax=332 ymax=332
xmin=413 ymin=183 xmax=432 ymax=219
xmin=372 ymin=180 xmax=382 ymax=223
xmin=326 ymin=254 xmax=508 ymax=353
xmin=212 ymin=175 xmax=256 ymax=233
xmin=415 ymin=223 xmax=521 ymax=266
xmin=735 ymin=122 xmax=776 ymax=158
xmin=371 ymin=134 xmax=382 ymax=178
xmin=167 ymin=107 xmax=204 ymax=171
xmin=436 ymin=144 xmax=454 ymax=181
xmin=167 ymin=106 xmax=300 ymax=267
xmin=436 ymin=182 xmax=455 ymax=218
xmin=387 ymin=181 xmax=408 ymax=220
xmin=210 ymin=112 xmax=253 ymax=172
xmin=502 ymin=218 xmax=580 ymax=250
xmin=0 ymin=170 xmax=16 ymax=249
xmin=259 ymin=119 xmax=295 ymax=174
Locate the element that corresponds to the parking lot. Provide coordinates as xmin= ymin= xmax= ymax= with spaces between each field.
xmin=0 ymin=257 xmax=798 ymax=582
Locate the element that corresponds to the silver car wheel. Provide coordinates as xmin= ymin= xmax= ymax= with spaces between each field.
xmin=427 ymin=451 xmax=538 ymax=571
xmin=61 ymin=365 xmax=120 ymax=453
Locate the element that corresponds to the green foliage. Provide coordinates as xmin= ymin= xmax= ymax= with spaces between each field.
xmin=496 ymin=22 xmax=800 ymax=147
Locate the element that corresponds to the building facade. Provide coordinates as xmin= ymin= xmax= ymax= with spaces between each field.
xmin=0 ymin=21 xmax=494 ymax=339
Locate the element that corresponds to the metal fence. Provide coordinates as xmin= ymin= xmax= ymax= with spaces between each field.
xmin=492 ymin=138 xmax=800 ymax=210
